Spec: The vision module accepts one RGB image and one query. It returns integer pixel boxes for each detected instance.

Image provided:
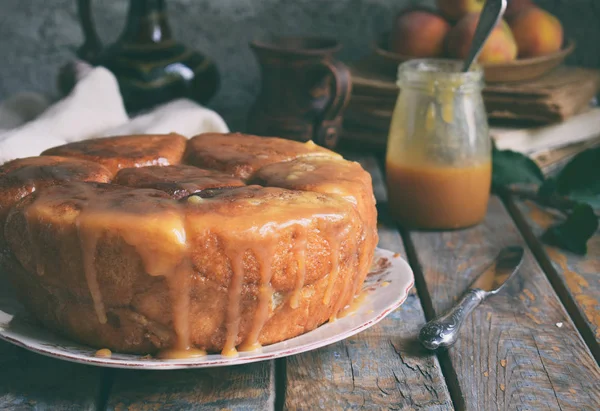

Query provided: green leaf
[541,203,599,255]
[540,147,600,209]
[566,194,600,209]
[538,177,557,198]
[554,147,600,194]
[492,147,544,189]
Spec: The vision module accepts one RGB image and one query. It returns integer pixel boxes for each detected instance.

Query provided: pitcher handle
[76,0,103,62]
[314,60,352,148]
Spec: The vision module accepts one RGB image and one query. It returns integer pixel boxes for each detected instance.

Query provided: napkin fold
[99,98,229,138]
[0,61,229,164]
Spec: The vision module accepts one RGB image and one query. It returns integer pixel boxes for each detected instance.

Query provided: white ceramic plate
[0,248,413,369]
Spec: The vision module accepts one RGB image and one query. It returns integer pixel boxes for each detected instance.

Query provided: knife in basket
[419,245,525,351]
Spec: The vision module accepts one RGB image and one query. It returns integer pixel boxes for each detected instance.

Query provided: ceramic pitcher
[247,37,352,148]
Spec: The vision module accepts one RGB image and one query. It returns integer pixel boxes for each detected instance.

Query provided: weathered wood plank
[508,198,600,361]
[284,156,453,410]
[106,362,275,411]
[0,340,105,410]
[406,197,600,410]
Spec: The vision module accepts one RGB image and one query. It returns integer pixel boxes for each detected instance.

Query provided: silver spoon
[462,0,508,72]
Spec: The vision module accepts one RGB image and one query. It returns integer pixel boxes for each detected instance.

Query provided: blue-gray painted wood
[407,196,600,410]
[0,340,104,410]
[106,362,275,411]
[510,198,600,362]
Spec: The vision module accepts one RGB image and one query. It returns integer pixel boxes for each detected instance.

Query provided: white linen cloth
[0,62,229,164]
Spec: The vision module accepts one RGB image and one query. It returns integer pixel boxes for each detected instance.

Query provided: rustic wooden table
[1,155,599,410]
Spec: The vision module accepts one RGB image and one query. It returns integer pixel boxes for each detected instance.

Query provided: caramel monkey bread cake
[0,132,378,357]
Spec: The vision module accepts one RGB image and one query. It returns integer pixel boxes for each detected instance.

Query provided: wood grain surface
[0,340,105,410]
[405,197,600,411]
[106,362,275,411]
[283,156,453,410]
[508,198,600,361]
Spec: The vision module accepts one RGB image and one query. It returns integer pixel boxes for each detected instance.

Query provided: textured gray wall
[0,0,598,130]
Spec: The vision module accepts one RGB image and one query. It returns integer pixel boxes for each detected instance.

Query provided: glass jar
[386,59,492,230]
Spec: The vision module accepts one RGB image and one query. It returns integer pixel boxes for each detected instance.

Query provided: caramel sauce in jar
[387,160,491,229]
[386,59,491,230]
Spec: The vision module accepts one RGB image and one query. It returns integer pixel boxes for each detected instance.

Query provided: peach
[504,0,534,21]
[509,7,564,57]
[389,9,451,57]
[446,13,518,63]
[436,0,485,21]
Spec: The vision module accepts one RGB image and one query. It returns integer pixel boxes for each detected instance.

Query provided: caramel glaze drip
[323,224,351,307]
[330,251,359,322]
[223,232,288,355]
[221,244,246,357]
[78,220,108,324]
[238,241,276,352]
[163,260,194,354]
[289,226,307,309]
[323,241,340,307]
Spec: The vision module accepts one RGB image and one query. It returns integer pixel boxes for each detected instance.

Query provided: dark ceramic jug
[247,37,352,148]
[75,0,219,113]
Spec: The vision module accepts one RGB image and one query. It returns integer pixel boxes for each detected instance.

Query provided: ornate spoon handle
[419,289,487,350]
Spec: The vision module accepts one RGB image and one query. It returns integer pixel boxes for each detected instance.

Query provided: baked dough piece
[251,156,379,291]
[42,133,187,174]
[184,132,341,179]
[0,156,112,244]
[251,156,376,225]
[114,165,244,199]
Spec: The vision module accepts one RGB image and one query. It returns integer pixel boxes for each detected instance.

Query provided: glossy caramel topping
[185,186,361,354]
[157,348,207,359]
[185,132,341,179]
[251,156,373,207]
[42,133,187,175]
[94,348,112,358]
[252,156,379,299]
[251,156,377,236]
[185,185,353,220]
[114,165,244,199]
[19,182,189,338]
